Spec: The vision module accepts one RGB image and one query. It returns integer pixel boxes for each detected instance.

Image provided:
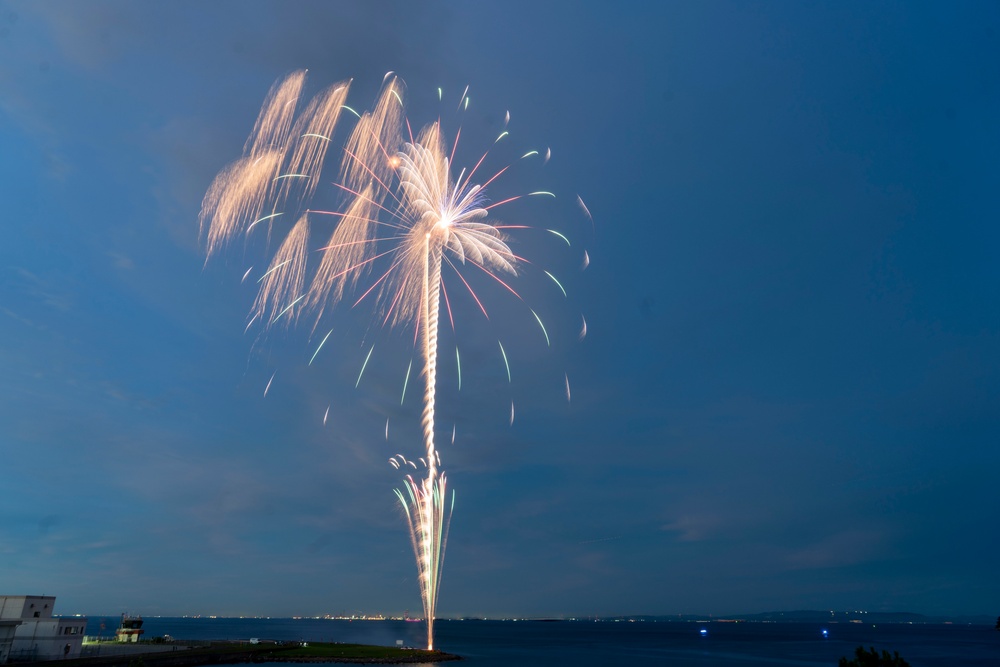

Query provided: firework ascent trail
[200,71,575,651]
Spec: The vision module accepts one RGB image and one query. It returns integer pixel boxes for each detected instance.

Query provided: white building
[0,620,20,664]
[0,596,87,662]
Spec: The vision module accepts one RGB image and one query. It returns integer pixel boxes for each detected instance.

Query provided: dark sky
[1,1,998,619]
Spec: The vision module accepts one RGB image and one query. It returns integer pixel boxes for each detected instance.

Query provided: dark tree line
[838,646,910,667]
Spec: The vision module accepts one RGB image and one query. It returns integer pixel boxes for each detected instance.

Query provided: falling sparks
[546,229,571,246]
[530,309,550,347]
[271,294,305,324]
[544,271,567,298]
[565,373,571,404]
[263,371,275,397]
[247,212,283,233]
[356,344,375,388]
[576,194,591,218]
[309,329,333,366]
[401,359,413,405]
[498,340,511,383]
[257,259,291,283]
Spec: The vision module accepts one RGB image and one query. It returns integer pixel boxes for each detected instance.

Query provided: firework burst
[201,71,572,650]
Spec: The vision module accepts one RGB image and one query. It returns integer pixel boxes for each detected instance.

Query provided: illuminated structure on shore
[0,596,86,662]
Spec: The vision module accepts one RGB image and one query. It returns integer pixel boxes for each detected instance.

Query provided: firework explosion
[201,71,578,650]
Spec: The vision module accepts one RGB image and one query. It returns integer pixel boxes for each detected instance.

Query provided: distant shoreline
[34,642,461,667]
[249,656,461,664]
[243,655,460,664]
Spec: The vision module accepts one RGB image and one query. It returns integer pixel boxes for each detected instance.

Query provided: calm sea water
[83,617,998,667]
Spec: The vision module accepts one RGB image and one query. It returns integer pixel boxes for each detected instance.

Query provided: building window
[33,612,40,618]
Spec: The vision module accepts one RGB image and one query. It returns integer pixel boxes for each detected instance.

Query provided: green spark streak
[301,133,330,142]
[450,489,456,513]
[342,105,361,118]
[498,340,511,383]
[272,173,310,181]
[530,309,550,347]
[247,212,282,232]
[401,359,413,405]
[356,344,375,387]
[529,191,556,197]
[544,271,567,297]
[521,150,538,159]
[495,131,509,143]
[464,96,470,110]
[257,259,290,282]
[394,489,411,520]
[309,329,333,366]
[455,347,462,391]
[404,479,418,506]
[546,229,571,246]
[271,294,305,323]
[437,87,443,101]
[391,89,404,107]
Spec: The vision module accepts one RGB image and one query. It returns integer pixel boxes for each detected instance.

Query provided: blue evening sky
[1,1,998,618]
